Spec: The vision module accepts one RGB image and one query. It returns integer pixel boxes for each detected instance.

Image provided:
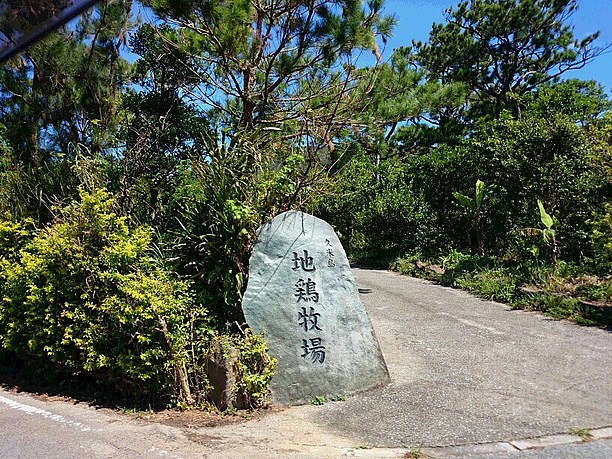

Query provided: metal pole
[0,0,102,63]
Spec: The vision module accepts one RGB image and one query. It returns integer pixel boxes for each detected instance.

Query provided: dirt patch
[134,405,281,429]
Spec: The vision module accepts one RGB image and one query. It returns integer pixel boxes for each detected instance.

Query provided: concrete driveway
[316,268,611,446]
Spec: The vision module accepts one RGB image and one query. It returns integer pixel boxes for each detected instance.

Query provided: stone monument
[241,211,390,405]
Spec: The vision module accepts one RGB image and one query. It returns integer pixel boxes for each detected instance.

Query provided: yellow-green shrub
[0,190,208,403]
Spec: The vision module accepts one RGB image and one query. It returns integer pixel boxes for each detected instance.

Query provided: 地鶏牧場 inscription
[241,211,389,405]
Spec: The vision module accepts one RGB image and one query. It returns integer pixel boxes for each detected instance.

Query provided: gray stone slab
[510,434,582,450]
[242,211,389,405]
[422,442,518,458]
[590,426,612,440]
[465,439,612,459]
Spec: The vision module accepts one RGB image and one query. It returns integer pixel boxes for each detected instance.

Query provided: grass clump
[392,252,611,327]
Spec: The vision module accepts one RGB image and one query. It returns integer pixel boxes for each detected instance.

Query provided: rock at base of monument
[205,340,247,411]
[242,211,390,406]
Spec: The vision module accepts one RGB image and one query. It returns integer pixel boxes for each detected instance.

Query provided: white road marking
[0,394,91,431]
[438,312,505,335]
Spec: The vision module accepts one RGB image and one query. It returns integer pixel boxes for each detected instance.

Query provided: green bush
[0,217,36,260]
[355,186,437,262]
[0,189,210,404]
[308,152,377,256]
[454,269,517,303]
[401,144,479,253]
[233,330,277,408]
[168,136,307,328]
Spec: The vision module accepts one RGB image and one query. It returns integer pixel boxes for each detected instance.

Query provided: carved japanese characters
[241,211,389,405]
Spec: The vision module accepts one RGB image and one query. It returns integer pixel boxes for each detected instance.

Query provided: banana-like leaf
[475,179,486,208]
[453,191,475,210]
[537,200,554,229]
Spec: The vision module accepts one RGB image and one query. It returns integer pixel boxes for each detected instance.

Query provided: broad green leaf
[538,200,554,229]
[475,179,486,208]
[453,192,475,210]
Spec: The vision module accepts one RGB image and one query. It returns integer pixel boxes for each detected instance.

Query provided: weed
[392,252,611,327]
[404,449,426,458]
[119,406,138,414]
[331,395,346,401]
[310,395,326,406]
[454,268,517,303]
[569,427,593,441]
[222,406,238,416]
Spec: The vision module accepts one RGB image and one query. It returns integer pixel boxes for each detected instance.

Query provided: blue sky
[380,0,612,93]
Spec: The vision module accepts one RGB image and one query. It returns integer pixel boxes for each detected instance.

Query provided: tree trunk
[475,212,484,256]
[464,216,472,250]
[157,315,193,405]
[551,234,559,271]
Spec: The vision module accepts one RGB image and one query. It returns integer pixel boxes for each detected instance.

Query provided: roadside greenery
[0,190,200,402]
[0,189,277,407]
[392,253,611,326]
[0,0,610,408]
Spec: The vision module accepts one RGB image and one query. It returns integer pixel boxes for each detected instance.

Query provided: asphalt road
[316,268,611,447]
[1,268,610,458]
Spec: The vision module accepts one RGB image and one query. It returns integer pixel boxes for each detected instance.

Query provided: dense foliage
[0,0,610,405]
[0,190,200,402]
